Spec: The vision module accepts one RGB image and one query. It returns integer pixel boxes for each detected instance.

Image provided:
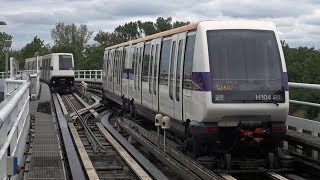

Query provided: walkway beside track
[24,83,66,180]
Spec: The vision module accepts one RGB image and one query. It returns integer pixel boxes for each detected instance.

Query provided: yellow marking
[96,123,152,180]
[216,85,233,91]
[56,94,68,115]
[68,123,99,180]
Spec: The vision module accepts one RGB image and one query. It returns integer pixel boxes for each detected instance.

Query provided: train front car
[187,21,289,166]
[51,53,75,93]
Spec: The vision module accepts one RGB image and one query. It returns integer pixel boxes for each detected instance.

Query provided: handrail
[289,82,320,108]
[0,81,30,128]
[289,82,320,90]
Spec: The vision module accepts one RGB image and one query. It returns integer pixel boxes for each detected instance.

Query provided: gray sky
[0,0,319,49]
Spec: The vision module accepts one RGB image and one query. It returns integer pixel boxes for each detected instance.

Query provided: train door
[107,49,115,93]
[122,47,129,98]
[168,34,178,118]
[173,32,187,121]
[132,42,144,104]
[102,51,109,91]
[128,45,136,100]
[114,47,123,96]
[151,38,162,111]
[141,42,152,109]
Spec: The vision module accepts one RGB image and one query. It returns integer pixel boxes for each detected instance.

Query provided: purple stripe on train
[192,72,212,91]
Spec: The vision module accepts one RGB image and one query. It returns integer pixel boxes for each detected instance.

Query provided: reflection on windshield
[59,55,73,70]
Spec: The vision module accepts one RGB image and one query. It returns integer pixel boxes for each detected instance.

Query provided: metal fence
[75,70,102,83]
[0,80,30,179]
[285,82,320,159]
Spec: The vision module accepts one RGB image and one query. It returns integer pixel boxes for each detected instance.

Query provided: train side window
[159,39,172,86]
[149,45,154,94]
[153,44,159,95]
[183,35,196,90]
[176,40,183,102]
[122,48,127,79]
[169,41,176,100]
[142,44,151,83]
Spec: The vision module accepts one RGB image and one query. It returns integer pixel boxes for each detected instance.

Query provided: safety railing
[285,82,320,160]
[74,70,102,83]
[0,80,30,179]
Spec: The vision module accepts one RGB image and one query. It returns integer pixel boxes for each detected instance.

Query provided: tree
[0,32,13,71]
[0,32,13,51]
[82,44,105,70]
[94,17,190,47]
[173,20,190,28]
[51,22,93,49]
[155,17,173,32]
[20,36,50,58]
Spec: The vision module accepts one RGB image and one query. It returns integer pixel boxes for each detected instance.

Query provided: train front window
[59,55,73,70]
[207,29,284,103]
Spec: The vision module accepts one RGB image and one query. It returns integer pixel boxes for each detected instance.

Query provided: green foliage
[94,17,190,48]
[51,22,93,49]
[0,32,13,71]
[82,44,104,70]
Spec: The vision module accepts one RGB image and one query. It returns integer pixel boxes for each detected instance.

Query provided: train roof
[106,23,198,50]
[25,53,73,62]
[105,20,277,50]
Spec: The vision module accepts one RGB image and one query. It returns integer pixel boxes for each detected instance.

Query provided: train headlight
[52,81,55,83]
[272,94,281,101]
[215,94,224,101]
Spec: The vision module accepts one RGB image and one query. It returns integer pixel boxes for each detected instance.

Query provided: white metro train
[102,20,289,160]
[25,53,75,92]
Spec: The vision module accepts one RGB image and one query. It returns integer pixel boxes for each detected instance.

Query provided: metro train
[101,20,289,164]
[25,53,75,92]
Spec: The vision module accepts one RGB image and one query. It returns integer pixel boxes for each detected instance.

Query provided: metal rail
[53,94,86,180]
[117,116,223,180]
[63,95,106,153]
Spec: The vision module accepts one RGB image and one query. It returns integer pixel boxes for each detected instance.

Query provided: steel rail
[63,95,105,153]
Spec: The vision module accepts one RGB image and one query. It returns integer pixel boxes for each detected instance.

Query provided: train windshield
[59,55,73,70]
[207,29,285,103]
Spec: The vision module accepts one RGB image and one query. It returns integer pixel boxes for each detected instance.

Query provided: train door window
[176,40,183,102]
[153,44,159,95]
[115,51,118,84]
[159,39,172,86]
[142,43,151,83]
[169,41,177,100]
[183,34,196,90]
[149,45,154,94]
[133,46,138,90]
[103,51,109,75]
[122,48,127,79]
[118,50,122,85]
[114,50,118,80]
[138,47,142,91]
[134,47,137,89]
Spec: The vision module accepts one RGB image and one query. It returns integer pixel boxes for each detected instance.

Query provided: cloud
[0,0,319,50]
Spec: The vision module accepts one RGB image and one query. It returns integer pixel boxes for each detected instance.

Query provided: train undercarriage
[102,92,294,170]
